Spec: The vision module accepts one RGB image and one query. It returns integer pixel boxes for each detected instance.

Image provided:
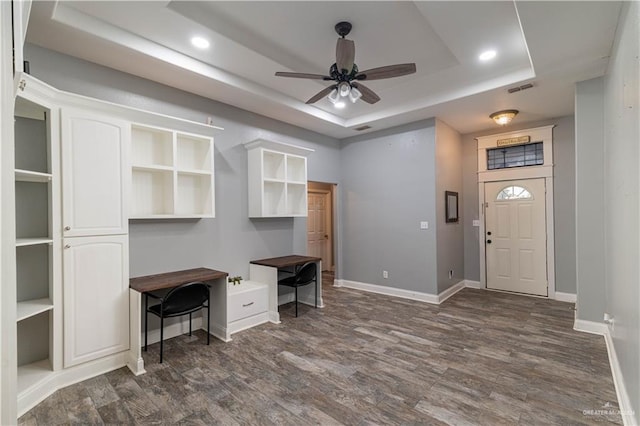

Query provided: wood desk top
[250,255,321,269]
[130,267,228,293]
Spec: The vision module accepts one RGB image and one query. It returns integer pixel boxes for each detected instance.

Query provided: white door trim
[477,125,556,298]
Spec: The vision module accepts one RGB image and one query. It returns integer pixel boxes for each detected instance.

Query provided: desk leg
[249,264,281,324]
[127,289,146,375]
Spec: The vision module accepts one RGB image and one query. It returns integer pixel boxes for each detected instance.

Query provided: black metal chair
[277,262,317,317]
[144,281,210,363]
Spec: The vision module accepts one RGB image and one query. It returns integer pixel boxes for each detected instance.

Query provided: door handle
[324,234,329,239]
[486,240,492,244]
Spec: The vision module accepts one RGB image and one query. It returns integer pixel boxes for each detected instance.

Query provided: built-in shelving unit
[130,124,214,218]
[244,139,313,218]
[14,96,57,393]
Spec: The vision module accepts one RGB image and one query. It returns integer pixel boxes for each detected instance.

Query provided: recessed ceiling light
[479,50,497,61]
[334,101,346,109]
[191,36,210,49]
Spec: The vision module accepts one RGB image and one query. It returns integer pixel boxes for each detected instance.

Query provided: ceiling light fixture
[327,88,340,104]
[490,109,519,126]
[191,36,210,49]
[479,49,497,61]
[348,86,362,103]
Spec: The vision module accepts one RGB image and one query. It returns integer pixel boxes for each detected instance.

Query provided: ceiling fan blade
[306,85,337,104]
[336,38,355,73]
[351,83,380,104]
[275,72,331,80]
[356,63,416,81]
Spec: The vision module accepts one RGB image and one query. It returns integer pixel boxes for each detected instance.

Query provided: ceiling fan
[275,21,416,105]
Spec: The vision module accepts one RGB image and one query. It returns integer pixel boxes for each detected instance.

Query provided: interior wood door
[63,234,129,367]
[307,191,330,269]
[485,179,547,296]
[61,107,129,237]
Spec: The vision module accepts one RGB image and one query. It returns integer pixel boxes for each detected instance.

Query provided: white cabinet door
[63,235,129,367]
[61,108,129,237]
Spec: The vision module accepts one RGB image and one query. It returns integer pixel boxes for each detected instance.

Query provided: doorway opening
[307,181,336,273]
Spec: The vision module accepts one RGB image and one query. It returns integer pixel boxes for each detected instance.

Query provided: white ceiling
[26,1,622,138]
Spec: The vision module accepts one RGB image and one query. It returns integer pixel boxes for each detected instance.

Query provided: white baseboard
[334,279,466,305]
[463,280,482,289]
[573,319,635,425]
[228,312,270,336]
[555,292,577,303]
[573,319,608,335]
[603,329,636,426]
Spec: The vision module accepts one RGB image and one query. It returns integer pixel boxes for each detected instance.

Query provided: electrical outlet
[448,270,453,279]
[383,270,388,279]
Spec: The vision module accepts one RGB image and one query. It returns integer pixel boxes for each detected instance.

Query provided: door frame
[476,125,556,298]
[307,182,335,272]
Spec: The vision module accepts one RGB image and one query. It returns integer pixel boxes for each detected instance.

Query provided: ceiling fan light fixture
[490,109,519,126]
[334,101,346,109]
[348,86,362,103]
[327,88,340,104]
[338,82,351,97]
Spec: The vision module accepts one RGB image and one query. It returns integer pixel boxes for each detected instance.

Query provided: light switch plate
[472,220,480,227]
[420,221,429,230]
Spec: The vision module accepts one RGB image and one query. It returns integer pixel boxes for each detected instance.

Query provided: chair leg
[159,314,164,364]
[295,286,298,317]
[189,312,192,336]
[144,294,148,351]
[207,296,211,345]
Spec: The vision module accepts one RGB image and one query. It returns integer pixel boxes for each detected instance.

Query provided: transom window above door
[487,142,543,170]
[496,185,532,200]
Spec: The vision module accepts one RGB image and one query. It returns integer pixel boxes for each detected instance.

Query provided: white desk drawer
[228,283,268,323]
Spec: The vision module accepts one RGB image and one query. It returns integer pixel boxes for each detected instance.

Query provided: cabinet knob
[64,244,71,249]
[64,226,71,231]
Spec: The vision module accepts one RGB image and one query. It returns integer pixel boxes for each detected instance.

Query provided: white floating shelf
[17,299,54,322]
[16,238,53,247]
[15,169,52,183]
[176,169,212,176]
[129,214,214,220]
[131,164,174,172]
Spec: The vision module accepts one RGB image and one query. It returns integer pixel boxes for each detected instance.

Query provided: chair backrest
[295,262,317,285]
[161,281,209,316]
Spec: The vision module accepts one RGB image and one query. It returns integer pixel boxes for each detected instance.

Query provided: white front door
[307,191,329,268]
[485,178,547,296]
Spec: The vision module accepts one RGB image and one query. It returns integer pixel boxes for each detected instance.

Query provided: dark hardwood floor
[20,274,621,425]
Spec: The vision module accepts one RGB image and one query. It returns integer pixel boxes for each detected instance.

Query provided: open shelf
[15,238,53,247]
[263,181,286,216]
[17,299,53,322]
[287,155,306,183]
[177,133,212,172]
[131,169,174,217]
[14,114,49,175]
[131,125,173,167]
[17,359,53,396]
[287,183,307,216]
[15,169,52,183]
[263,151,285,180]
[176,173,213,216]
[130,124,214,218]
[245,140,313,218]
[15,181,50,240]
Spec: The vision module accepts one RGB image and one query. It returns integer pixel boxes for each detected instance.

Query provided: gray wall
[24,44,342,279]
[435,119,464,292]
[575,77,605,322]
[460,116,576,294]
[602,2,639,421]
[340,121,438,294]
